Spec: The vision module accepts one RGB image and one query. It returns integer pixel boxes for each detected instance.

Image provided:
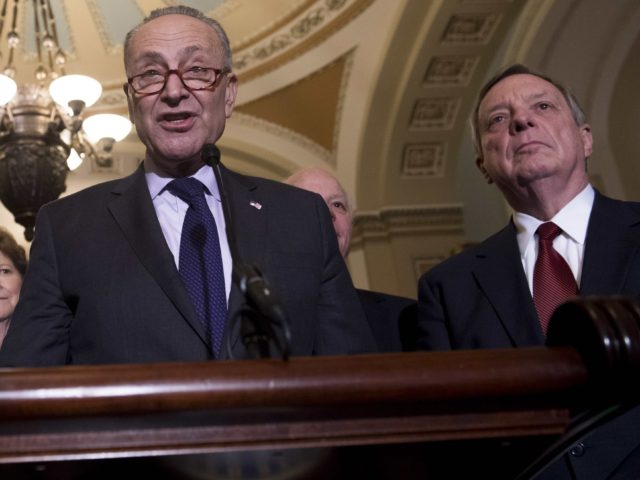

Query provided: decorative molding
[410,97,461,130]
[423,56,479,86]
[234,0,373,81]
[233,0,348,71]
[413,256,447,279]
[331,49,355,156]
[94,89,129,110]
[232,112,333,164]
[440,13,502,45]
[352,204,463,237]
[208,0,244,19]
[401,143,447,178]
[85,0,137,55]
[224,0,316,51]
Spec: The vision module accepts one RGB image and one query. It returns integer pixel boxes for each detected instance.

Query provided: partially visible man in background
[286,168,416,352]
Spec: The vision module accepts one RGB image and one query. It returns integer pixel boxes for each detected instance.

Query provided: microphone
[201,144,291,360]
[201,143,220,167]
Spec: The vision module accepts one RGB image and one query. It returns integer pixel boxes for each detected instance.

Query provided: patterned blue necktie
[166,177,227,356]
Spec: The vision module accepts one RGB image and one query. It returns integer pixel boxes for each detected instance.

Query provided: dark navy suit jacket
[357,289,416,352]
[0,164,375,366]
[417,191,640,479]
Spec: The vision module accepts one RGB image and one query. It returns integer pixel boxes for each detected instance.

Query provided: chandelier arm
[0,109,13,139]
[0,0,7,41]
[47,108,66,135]
[33,0,45,68]
[4,103,14,125]
[4,0,18,71]
[45,0,59,48]
[42,0,58,73]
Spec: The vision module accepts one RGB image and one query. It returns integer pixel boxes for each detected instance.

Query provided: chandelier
[0,0,131,240]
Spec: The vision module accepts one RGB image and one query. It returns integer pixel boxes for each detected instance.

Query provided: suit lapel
[107,167,210,348]
[471,223,544,346]
[580,192,640,294]
[216,167,267,358]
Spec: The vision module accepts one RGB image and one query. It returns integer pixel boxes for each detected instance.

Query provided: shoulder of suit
[226,169,326,207]
[593,190,640,220]
[223,167,318,196]
[357,288,415,306]
[41,170,138,213]
[420,223,515,280]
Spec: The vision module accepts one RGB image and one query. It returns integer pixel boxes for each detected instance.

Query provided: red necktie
[533,222,578,334]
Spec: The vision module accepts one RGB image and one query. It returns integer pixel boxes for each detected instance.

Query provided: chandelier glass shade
[0,0,132,241]
[0,73,17,104]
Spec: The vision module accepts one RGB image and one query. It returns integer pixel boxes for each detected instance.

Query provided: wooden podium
[1,297,638,479]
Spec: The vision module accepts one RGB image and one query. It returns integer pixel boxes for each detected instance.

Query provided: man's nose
[511,109,534,134]
[161,72,189,100]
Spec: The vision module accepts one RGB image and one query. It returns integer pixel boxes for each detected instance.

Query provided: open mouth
[158,112,195,131]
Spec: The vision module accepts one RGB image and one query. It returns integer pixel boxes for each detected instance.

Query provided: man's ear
[123,83,134,124]
[580,123,593,158]
[224,74,238,118]
[476,156,493,184]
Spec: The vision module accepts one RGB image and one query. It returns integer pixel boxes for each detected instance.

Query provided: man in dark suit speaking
[417,64,640,478]
[0,6,375,366]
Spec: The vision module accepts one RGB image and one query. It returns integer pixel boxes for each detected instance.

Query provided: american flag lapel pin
[249,200,262,210]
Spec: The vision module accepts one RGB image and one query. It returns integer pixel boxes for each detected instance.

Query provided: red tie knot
[537,222,562,242]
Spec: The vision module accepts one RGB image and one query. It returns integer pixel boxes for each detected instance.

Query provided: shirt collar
[513,184,595,254]
[144,159,221,201]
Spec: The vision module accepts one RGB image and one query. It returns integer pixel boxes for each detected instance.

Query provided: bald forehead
[288,169,349,205]
[293,170,342,192]
[294,169,336,186]
[124,14,222,71]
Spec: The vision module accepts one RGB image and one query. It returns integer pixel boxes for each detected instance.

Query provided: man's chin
[514,162,557,185]
[157,141,204,161]
[149,148,205,177]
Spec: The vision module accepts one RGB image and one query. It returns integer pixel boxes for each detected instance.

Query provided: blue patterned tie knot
[166,177,227,357]
[166,177,205,204]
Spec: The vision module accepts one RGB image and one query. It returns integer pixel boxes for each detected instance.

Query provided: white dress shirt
[513,184,595,295]
[144,159,232,302]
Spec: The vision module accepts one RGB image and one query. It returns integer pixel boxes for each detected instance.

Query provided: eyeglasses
[127,66,230,95]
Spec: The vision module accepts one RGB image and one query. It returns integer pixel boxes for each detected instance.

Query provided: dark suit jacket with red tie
[418,191,640,350]
[417,190,640,479]
[0,164,376,366]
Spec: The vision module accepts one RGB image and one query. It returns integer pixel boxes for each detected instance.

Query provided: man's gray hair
[124,5,232,71]
[470,64,587,158]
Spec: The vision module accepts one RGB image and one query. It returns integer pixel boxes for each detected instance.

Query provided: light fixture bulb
[0,74,18,105]
[49,74,103,111]
[2,66,16,78]
[42,35,55,50]
[55,50,66,65]
[66,148,84,171]
[83,114,132,143]
[7,31,19,47]
[35,65,48,81]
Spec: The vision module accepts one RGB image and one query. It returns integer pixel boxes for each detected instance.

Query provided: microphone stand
[201,144,291,360]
